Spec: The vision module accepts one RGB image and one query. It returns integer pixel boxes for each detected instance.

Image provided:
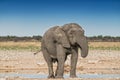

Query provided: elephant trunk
[77,36,88,58]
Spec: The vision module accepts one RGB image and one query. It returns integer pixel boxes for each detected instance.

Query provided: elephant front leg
[55,44,65,78]
[70,48,78,78]
[47,62,54,78]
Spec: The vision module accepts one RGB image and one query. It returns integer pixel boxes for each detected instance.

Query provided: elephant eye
[70,32,74,36]
[68,30,76,37]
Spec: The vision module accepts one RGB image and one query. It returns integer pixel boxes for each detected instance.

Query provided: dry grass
[0,41,40,47]
[0,41,41,51]
[89,42,120,47]
[0,41,120,51]
[89,42,120,50]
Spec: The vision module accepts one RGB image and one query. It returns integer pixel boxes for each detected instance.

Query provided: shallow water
[0,73,120,79]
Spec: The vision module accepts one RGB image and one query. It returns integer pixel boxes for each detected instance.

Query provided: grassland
[0,41,40,51]
[0,41,120,51]
[89,42,120,50]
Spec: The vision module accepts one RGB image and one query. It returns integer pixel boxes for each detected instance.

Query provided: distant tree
[32,35,42,41]
[87,35,120,42]
[0,35,119,42]
[98,35,103,39]
[0,35,42,42]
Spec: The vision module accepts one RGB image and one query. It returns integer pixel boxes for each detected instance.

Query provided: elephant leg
[55,54,66,76]
[55,64,58,76]
[70,48,78,78]
[42,49,54,78]
[55,44,65,78]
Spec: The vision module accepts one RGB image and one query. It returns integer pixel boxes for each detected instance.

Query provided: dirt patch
[0,50,120,79]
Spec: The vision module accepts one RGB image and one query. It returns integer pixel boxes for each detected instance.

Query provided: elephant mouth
[77,44,82,49]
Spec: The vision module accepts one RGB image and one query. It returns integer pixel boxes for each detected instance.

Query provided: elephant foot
[70,75,77,78]
[47,74,55,78]
[55,76,64,79]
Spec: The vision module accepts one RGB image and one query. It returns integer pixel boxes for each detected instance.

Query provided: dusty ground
[0,50,120,80]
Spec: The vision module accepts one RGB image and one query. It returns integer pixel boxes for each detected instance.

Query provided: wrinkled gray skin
[41,23,88,78]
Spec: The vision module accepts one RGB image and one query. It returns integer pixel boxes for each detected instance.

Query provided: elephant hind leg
[42,49,54,78]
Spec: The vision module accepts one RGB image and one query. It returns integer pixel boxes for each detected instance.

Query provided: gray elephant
[41,23,88,78]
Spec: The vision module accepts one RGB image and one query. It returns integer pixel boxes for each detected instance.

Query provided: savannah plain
[0,41,120,80]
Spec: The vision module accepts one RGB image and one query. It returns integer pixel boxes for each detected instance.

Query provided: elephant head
[62,23,88,58]
[54,26,70,48]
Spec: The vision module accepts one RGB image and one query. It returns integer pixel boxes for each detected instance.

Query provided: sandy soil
[0,50,120,80]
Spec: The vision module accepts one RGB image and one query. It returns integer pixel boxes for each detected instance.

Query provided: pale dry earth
[0,50,120,80]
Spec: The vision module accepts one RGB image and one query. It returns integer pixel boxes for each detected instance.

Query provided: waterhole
[0,73,120,79]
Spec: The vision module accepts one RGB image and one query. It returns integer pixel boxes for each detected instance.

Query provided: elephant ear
[54,27,70,48]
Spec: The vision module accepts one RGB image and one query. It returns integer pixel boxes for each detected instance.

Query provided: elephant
[41,23,88,78]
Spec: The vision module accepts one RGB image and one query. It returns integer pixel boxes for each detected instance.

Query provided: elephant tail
[34,50,41,55]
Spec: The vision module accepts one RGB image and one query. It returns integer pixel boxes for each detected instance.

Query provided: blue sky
[0,0,120,36]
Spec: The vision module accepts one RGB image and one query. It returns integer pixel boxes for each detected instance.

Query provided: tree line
[0,35,120,42]
[0,35,42,42]
[87,35,120,42]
